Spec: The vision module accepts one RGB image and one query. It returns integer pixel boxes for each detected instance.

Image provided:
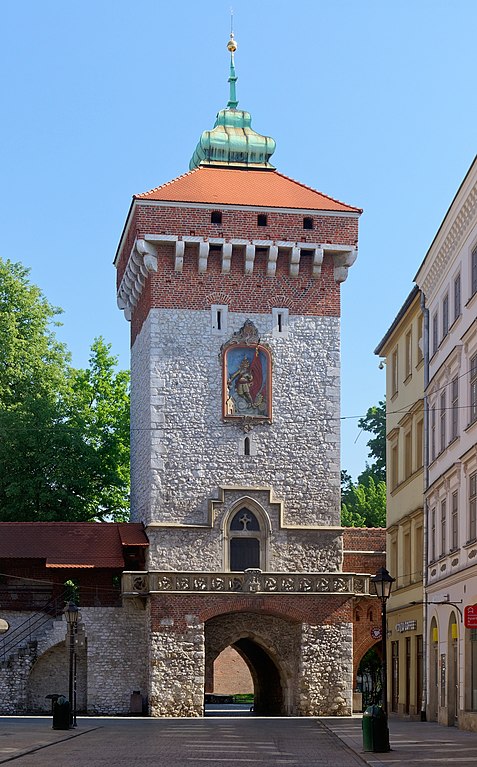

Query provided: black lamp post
[64,602,79,727]
[371,567,395,714]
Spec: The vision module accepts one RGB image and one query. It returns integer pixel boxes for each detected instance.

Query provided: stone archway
[205,611,300,716]
[28,641,87,713]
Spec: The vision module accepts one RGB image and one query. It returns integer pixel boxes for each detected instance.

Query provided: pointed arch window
[228,508,262,571]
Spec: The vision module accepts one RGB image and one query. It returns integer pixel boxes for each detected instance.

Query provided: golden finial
[227,8,237,52]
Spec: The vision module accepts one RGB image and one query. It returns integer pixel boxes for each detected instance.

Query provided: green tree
[341,476,387,528]
[67,338,130,520]
[341,400,387,527]
[0,258,130,522]
[357,400,386,484]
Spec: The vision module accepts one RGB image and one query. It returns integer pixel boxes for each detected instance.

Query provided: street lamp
[371,567,395,714]
[64,602,79,727]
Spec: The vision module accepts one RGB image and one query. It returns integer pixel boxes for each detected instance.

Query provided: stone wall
[0,603,147,716]
[298,622,353,716]
[149,607,205,717]
[131,308,341,555]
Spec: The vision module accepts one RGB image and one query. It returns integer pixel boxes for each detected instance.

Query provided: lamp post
[64,602,79,727]
[371,567,395,714]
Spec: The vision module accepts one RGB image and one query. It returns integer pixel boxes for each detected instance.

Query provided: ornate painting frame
[221,320,272,427]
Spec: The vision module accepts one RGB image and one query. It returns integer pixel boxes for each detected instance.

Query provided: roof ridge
[135,167,200,199]
[274,170,362,213]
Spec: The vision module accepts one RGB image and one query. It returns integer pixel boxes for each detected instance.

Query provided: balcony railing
[122,570,371,596]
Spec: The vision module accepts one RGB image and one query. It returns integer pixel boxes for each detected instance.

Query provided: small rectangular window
[440,498,447,556]
[211,304,228,334]
[303,216,313,230]
[432,312,438,355]
[391,442,399,489]
[472,247,477,297]
[452,491,458,550]
[451,377,459,440]
[405,330,412,379]
[257,214,268,227]
[471,354,477,425]
[211,211,222,224]
[272,307,289,338]
[431,507,436,561]
[440,390,446,453]
[470,472,477,541]
[405,430,412,478]
[442,293,449,338]
[431,405,436,462]
[417,314,424,363]
[392,348,398,396]
[454,273,461,321]
[416,419,424,469]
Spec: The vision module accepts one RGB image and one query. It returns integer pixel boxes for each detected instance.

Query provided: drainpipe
[420,289,429,722]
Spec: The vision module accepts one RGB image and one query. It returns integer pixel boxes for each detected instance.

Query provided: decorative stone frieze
[122,570,370,596]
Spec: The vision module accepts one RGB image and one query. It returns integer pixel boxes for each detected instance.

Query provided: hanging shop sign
[464,604,477,629]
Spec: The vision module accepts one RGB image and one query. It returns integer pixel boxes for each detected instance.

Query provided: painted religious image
[223,344,272,420]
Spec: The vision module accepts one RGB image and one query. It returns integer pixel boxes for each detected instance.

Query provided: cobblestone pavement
[0,716,366,766]
[2,715,477,767]
[323,715,477,767]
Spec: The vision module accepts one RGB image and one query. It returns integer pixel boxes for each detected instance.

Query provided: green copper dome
[189,34,276,170]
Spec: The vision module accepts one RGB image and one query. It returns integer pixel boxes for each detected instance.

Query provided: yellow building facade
[376,287,424,717]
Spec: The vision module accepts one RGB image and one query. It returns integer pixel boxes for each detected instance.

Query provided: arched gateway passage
[205,611,298,716]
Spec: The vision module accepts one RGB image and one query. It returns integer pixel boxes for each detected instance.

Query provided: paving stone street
[3,715,477,767]
[1,716,366,767]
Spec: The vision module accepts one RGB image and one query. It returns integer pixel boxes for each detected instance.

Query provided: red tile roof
[0,523,148,569]
[135,166,361,213]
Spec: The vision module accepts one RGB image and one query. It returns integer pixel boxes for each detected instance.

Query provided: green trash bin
[52,695,71,730]
[362,704,390,752]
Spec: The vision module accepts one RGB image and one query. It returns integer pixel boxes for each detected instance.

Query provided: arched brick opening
[233,638,283,715]
[205,611,298,716]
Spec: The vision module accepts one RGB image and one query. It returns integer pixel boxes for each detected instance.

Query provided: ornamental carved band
[221,320,272,424]
[122,571,371,596]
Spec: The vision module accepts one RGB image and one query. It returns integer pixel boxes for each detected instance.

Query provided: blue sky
[1,1,476,479]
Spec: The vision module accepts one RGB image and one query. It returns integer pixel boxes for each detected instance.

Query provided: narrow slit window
[257,214,267,227]
[244,436,250,456]
[211,211,222,224]
[277,313,283,333]
[303,216,313,230]
[216,310,221,331]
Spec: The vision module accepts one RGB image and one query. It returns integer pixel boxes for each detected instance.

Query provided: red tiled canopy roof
[0,523,148,569]
[135,166,361,213]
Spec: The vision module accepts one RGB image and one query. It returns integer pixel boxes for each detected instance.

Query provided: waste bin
[362,704,390,752]
[52,695,71,730]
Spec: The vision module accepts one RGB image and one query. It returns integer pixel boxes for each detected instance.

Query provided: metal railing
[0,591,68,662]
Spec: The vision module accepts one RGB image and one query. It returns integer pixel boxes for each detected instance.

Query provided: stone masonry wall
[83,604,147,715]
[149,605,205,717]
[0,605,147,716]
[130,308,341,545]
[299,622,353,716]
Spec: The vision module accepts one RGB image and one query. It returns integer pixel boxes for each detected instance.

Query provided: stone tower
[116,34,368,716]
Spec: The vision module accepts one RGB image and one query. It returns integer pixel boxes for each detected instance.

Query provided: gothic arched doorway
[205,611,297,716]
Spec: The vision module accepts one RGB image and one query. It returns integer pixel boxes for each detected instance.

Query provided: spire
[227,32,238,109]
[189,30,276,171]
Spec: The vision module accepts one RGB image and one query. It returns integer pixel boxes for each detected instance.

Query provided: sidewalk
[322,714,477,767]
[0,717,99,764]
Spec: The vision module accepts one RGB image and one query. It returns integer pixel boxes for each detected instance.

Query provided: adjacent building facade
[377,155,477,731]
[415,156,477,730]
[376,288,425,718]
